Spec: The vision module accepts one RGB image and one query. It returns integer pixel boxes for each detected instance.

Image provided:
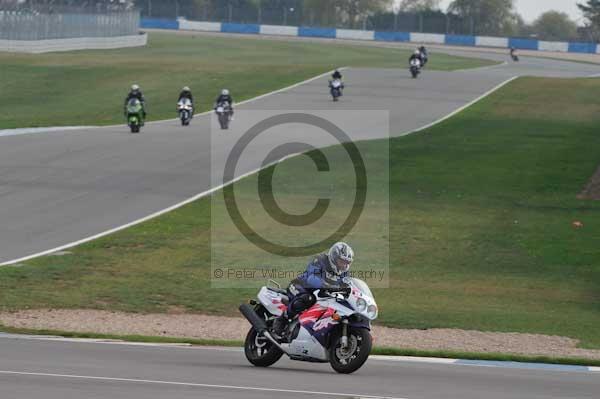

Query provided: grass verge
[1,77,599,349]
[0,31,495,129]
[1,325,598,367]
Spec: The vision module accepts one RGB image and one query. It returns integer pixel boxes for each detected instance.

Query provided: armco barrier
[410,33,445,44]
[221,23,259,35]
[145,19,600,56]
[0,33,147,53]
[538,41,569,53]
[179,19,221,32]
[298,27,336,39]
[336,29,374,41]
[476,36,509,48]
[445,34,475,47]
[140,18,179,30]
[374,31,410,42]
[509,38,538,50]
[335,29,375,40]
[568,42,598,54]
[260,25,298,36]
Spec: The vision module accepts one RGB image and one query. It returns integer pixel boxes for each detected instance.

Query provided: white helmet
[182,86,190,92]
[414,50,421,55]
[222,89,229,96]
[131,84,140,91]
[328,242,354,275]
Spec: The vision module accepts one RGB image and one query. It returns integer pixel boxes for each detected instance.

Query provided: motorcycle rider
[124,84,146,123]
[510,46,518,60]
[409,49,424,66]
[330,68,345,96]
[178,86,194,104]
[272,242,354,338]
[332,68,343,81]
[418,45,428,65]
[214,89,234,120]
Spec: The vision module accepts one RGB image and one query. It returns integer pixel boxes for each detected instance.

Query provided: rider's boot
[271,313,288,340]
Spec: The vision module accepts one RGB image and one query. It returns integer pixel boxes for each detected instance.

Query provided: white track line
[0,370,408,399]
[398,75,518,137]
[370,355,456,364]
[0,126,96,137]
[0,74,517,267]
[2,334,598,373]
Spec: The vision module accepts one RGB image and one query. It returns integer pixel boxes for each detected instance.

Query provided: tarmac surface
[0,335,598,399]
[1,52,599,265]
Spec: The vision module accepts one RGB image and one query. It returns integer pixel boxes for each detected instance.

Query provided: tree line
[5,0,600,41]
[153,0,600,41]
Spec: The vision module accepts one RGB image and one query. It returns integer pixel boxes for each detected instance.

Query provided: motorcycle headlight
[356,298,367,312]
[367,305,378,320]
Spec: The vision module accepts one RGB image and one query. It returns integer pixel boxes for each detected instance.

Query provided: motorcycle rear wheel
[329,328,372,374]
[244,327,284,367]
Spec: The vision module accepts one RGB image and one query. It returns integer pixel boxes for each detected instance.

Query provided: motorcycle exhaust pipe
[239,304,288,353]
[239,303,267,333]
[261,331,288,353]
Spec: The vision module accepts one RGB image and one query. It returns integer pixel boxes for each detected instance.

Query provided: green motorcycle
[126,98,145,133]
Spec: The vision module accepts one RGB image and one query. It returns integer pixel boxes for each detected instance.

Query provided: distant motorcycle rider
[332,68,343,81]
[124,84,146,122]
[409,50,424,66]
[178,86,194,104]
[272,242,354,338]
[330,68,345,96]
[214,89,234,120]
[418,45,428,65]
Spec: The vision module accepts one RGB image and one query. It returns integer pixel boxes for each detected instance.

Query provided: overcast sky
[430,1,584,24]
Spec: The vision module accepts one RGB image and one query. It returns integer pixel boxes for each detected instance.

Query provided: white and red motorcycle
[239,278,378,374]
[177,98,193,126]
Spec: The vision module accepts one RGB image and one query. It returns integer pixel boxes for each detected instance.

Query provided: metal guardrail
[142,18,600,55]
[0,9,139,40]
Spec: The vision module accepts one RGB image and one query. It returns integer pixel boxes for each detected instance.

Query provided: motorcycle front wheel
[329,328,372,374]
[218,113,229,130]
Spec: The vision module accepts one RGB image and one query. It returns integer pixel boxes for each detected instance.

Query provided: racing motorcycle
[419,51,428,67]
[410,58,422,78]
[215,101,232,130]
[125,98,144,133]
[239,278,378,374]
[329,79,344,102]
[177,98,193,126]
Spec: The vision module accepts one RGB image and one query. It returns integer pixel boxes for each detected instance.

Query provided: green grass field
[0,32,496,129]
[1,76,599,349]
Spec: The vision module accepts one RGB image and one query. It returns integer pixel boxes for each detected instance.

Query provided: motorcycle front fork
[341,319,349,349]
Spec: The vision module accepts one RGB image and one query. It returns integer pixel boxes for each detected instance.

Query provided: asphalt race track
[0,335,598,399]
[1,52,599,265]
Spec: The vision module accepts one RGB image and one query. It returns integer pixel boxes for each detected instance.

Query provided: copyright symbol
[222,113,367,257]
[213,268,224,279]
